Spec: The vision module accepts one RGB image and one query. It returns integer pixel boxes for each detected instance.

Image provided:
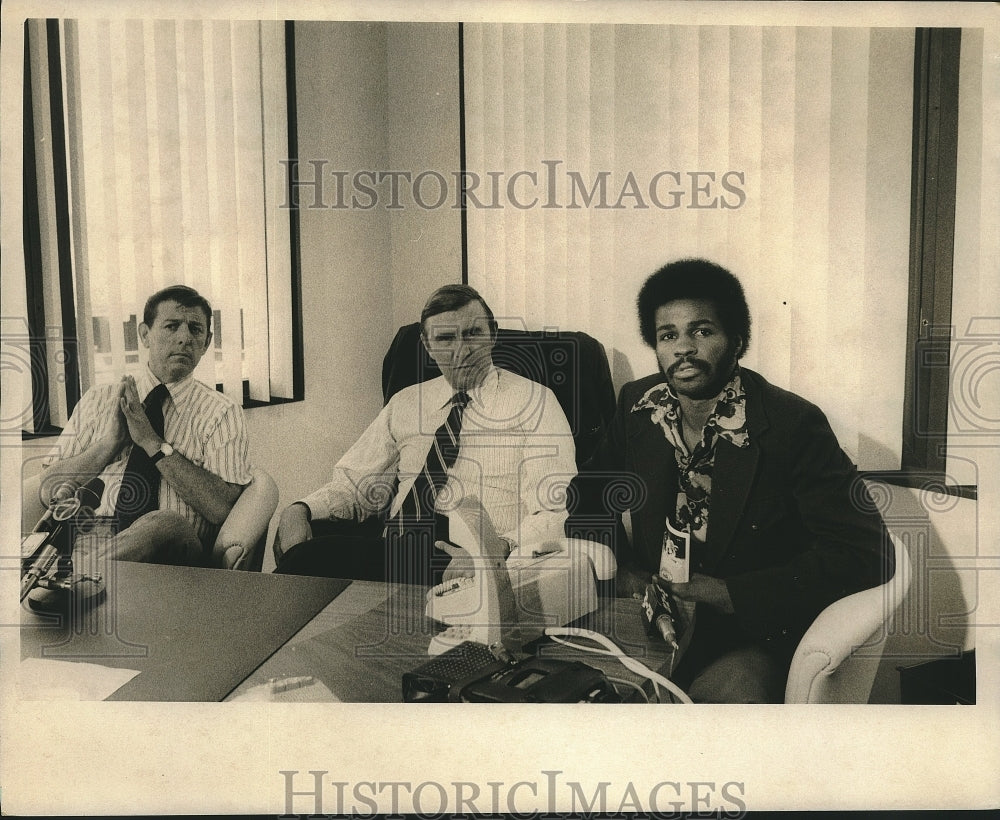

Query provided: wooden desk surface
[226,580,678,702]
[21,563,677,703]
[20,563,347,701]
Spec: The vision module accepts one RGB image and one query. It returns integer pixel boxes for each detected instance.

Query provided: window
[21,17,302,435]
[461,24,981,495]
[462,24,914,472]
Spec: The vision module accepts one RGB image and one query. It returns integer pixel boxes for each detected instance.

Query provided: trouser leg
[669,608,792,703]
[685,644,788,703]
[275,532,450,585]
[82,510,206,566]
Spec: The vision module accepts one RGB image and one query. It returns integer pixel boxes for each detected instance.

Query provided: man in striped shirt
[41,285,253,566]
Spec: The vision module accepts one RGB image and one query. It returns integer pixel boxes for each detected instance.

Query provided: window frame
[20,17,304,439]
[872,27,975,500]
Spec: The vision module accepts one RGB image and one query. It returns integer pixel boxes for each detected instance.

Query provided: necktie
[114,383,169,531]
[387,391,470,541]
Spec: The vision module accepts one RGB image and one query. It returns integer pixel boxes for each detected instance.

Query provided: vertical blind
[27,18,293,425]
[463,24,914,470]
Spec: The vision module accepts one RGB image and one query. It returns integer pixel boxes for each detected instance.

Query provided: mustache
[668,357,709,376]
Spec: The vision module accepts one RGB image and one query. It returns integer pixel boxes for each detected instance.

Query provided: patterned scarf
[632,370,749,544]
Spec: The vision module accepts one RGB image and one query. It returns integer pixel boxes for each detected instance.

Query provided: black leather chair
[384,323,632,581]
[382,323,616,467]
[276,323,622,582]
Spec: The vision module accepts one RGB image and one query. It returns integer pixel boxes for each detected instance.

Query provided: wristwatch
[149,442,174,464]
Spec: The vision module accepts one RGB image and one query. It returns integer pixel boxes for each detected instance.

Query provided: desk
[226,580,677,702]
[21,564,675,702]
[20,563,347,701]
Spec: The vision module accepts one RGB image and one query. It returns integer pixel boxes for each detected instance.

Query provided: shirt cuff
[501,512,567,551]
[291,501,312,522]
[298,490,330,522]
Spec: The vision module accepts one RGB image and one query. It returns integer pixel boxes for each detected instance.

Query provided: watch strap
[149,443,172,465]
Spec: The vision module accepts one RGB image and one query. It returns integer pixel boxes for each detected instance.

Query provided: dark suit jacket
[584,367,894,653]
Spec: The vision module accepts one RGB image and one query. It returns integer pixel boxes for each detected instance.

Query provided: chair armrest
[788,584,890,672]
[785,532,911,703]
[212,469,279,570]
[22,471,47,533]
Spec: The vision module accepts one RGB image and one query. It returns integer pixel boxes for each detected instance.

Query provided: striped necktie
[114,382,169,531]
[387,391,470,540]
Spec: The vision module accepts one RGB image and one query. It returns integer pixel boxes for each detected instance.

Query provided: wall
[249,22,461,567]
[949,27,1000,487]
[385,23,463,331]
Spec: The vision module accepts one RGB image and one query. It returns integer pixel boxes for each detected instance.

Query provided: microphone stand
[21,480,107,615]
[23,558,107,615]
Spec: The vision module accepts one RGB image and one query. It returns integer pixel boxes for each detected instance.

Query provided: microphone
[74,476,104,511]
[21,476,105,603]
[28,479,78,535]
[640,580,684,651]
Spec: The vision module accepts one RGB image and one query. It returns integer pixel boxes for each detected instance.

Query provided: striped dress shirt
[44,366,253,545]
[300,367,576,547]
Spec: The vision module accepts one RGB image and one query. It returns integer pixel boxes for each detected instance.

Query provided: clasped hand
[115,375,161,455]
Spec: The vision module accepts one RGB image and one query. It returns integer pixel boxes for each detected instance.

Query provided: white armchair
[784,532,911,703]
[211,468,278,570]
[21,467,278,572]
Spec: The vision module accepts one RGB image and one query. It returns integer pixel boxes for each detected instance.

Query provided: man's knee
[132,509,191,536]
[686,645,786,704]
[114,509,205,565]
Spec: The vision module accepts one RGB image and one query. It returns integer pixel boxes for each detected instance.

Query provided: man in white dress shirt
[274,284,577,583]
[40,285,253,566]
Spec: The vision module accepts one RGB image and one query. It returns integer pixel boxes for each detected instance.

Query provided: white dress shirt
[300,366,576,547]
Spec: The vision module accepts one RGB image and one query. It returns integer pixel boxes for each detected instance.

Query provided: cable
[546,628,690,703]
[544,626,694,705]
[606,675,652,703]
[545,630,667,703]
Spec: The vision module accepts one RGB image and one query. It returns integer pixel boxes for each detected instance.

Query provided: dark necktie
[386,391,470,541]
[114,383,169,531]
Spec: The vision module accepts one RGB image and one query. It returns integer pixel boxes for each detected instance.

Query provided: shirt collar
[632,369,750,449]
[137,364,195,405]
[436,365,500,409]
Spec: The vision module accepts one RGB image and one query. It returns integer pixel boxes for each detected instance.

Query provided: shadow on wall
[608,347,636,396]
[863,480,979,704]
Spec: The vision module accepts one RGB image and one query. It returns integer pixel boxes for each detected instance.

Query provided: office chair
[384,322,626,576]
[276,322,621,581]
[20,467,278,572]
[382,323,617,467]
[784,531,911,703]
